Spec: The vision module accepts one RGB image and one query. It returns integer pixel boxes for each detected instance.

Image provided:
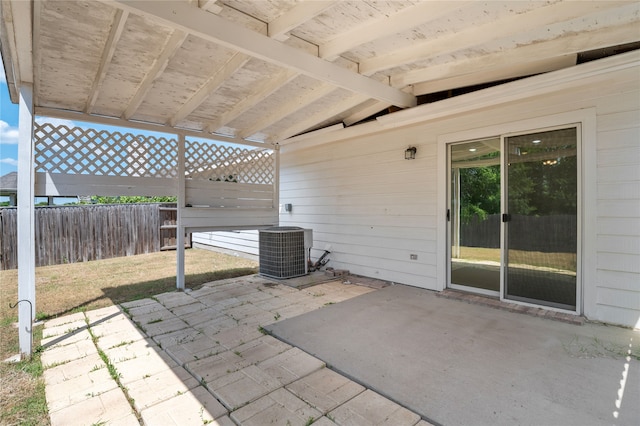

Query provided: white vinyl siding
[200,58,639,328]
[192,230,259,258]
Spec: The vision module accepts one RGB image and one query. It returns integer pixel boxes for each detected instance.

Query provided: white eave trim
[281,50,640,152]
[377,50,640,129]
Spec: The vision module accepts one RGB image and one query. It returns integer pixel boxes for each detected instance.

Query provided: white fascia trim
[280,50,639,151]
[377,50,640,129]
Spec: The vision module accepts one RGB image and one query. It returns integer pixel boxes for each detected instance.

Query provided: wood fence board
[0,203,165,270]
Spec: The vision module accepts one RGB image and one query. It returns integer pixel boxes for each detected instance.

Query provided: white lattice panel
[186,139,274,185]
[34,122,178,178]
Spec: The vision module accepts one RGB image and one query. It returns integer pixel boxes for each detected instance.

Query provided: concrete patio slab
[267,283,640,426]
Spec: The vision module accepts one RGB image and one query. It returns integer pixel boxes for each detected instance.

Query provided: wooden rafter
[206,68,299,133]
[360,0,630,76]
[198,0,221,14]
[319,1,467,61]
[169,52,251,127]
[239,83,336,139]
[272,93,370,143]
[343,100,391,127]
[171,1,314,131]
[103,0,416,108]
[123,29,187,120]
[85,9,129,113]
[268,1,338,42]
[399,20,640,91]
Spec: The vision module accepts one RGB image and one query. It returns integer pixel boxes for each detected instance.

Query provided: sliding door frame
[437,109,597,316]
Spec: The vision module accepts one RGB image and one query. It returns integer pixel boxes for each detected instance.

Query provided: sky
[0,55,19,175]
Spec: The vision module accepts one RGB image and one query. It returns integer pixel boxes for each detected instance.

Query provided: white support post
[176,134,186,290]
[274,144,280,216]
[17,84,35,358]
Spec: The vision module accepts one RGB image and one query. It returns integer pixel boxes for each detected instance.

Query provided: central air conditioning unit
[259,226,313,279]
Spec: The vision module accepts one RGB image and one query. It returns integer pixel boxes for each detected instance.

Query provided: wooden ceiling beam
[172,2,310,130]
[360,1,631,76]
[198,0,222,14]
[411,55,577,96]
[206,68,299,133]
[8,0,33,84]
[123,29,187,120]
[269,1,338,42]
[343,100,391,127]
[239,83,336,139]
[85,9,129,113]
[401,20,640,91]
[273,93,369,143]
[319,1,467,61]
[102,0,416,108]
[169,52,251,127]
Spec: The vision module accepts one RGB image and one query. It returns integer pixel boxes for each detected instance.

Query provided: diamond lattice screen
[186,139,274,185]
[34,122,178,178]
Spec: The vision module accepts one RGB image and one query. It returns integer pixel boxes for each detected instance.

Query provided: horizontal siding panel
[279,193,438,208]
[596,146,640,167]
[596,127,640,151]
[596,270,640,292]
[332,247,437,270]
[310,230,437,253]
[593,304,640,329]
[281,214,436,229]
[596,200,640,218]
[597,165,640,182]
[597,218,640,237]
[596,287,640,312]
[281,203,435,218]
[192,232,260,256]
[279,169,438,193]
[597,182,640,200]
[295,223,437,242]
[597,110,640,132]
[596,235,640,255]
[596,252,640,274]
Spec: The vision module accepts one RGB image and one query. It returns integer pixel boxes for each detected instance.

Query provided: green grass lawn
[0,248,257,426]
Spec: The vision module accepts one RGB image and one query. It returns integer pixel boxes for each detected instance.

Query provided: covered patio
[3,0,639,357]
[40,275,639,425]
[2,1,639,423]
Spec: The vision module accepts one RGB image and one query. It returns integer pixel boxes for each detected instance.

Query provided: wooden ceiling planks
[2,0,638,145]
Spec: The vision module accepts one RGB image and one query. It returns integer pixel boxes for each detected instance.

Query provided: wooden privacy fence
[461,213,577,252]
[0,203,171,270]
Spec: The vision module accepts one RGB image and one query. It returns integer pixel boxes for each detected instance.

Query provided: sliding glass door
[449,138,501,294]
[448,127,579,311]
[504,128,578,310]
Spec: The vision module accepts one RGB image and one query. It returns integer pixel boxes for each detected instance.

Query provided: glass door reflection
[504,128,578,310]
[449,138,501,293]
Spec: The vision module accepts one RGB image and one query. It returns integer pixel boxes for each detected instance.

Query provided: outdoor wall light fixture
[405,146,417,160]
